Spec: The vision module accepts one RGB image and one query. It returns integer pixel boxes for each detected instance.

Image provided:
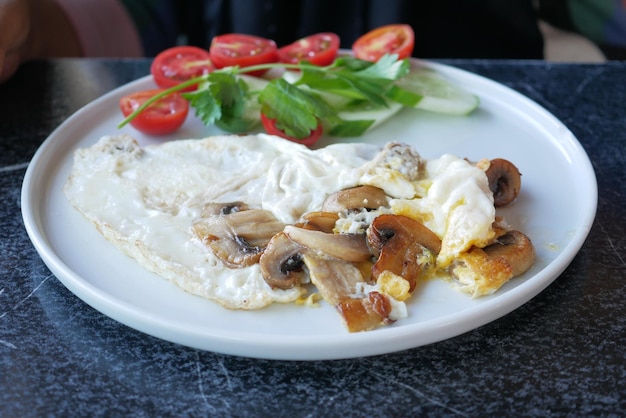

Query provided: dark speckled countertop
[1,59,625,417]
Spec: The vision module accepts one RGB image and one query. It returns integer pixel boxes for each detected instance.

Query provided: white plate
[21,61,597,360]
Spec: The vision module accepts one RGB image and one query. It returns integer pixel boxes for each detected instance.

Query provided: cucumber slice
[322,100,403,137]
[392,69,479,115]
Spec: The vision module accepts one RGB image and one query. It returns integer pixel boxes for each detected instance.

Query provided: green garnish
[118,54,477,139]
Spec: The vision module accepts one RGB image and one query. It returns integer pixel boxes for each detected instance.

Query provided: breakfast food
[64,134,534,332]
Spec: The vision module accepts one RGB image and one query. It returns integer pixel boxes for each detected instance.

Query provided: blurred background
[540,20,607,62]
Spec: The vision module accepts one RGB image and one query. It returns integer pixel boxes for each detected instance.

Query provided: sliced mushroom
[322,185,389,213]
[485,158,522,207]
[483,230,535,277]
[336,291,394,333]
[301,211,339,233]
[367,214,442,292]
[259,232,307,290]
[259,230,392,331]
[192,208,285,268]
[449,230,535,297]
[283,225,372,263]
[300,252,363,305]
[301,252,393,332]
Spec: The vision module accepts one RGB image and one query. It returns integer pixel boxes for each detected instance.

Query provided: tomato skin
[277,32,340,66]
[150,46,214,92]
[209,34,278,76]
[120,89,189,135]
[352,24,415,62]
[260,113,322,147]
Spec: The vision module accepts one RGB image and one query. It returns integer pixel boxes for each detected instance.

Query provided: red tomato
[209,33,278,76]
[277,32,340,66]
[120,89,189,135]
[260,113,322,147]
[352,24,415,62]
[150,46,214,91]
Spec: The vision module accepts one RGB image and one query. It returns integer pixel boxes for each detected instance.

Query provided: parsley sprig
[118,54,411,139]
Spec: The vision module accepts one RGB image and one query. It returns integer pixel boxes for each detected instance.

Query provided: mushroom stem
[301,211,339,233]
[284,225,372,263]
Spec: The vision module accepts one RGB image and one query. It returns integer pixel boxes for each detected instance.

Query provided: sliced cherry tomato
[352,24,415,62]
[277,32,340,66]
[209,33,278,76]
[120,89,189,135]
[150,46,214,92]
[260,113,322,147]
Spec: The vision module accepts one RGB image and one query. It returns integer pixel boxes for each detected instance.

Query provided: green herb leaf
[294,54,410,107]
[258,78,334,139]
[354,53,410,80]
[328,56,373,72]
[183,72,259,133]
[385,85,423,107]
[212,73,251,132]
[327,119,375,137]
[182,83,222,126]
[296,69,362,99]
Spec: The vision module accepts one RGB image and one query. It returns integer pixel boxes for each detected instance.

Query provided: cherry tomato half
[352,24,415,62]
[150,46,214,92]
[209,33,278,76]
[120,89,189,135]
[277,32,340,66]
[260,113,322,147]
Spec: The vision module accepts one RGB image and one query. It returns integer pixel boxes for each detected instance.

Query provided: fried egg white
[64,134,496,311]
[384,154,496,267]
[64,134,380,309]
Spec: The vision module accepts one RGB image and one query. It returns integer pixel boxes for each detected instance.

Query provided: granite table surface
[1,58,624,417]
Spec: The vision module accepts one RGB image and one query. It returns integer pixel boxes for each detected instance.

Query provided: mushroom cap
[367,214,441,292]
[259,232,307,290]
[322,185,389,213]
[483,230,535,277]
[485,158,522,207]
[284,225,372,263]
